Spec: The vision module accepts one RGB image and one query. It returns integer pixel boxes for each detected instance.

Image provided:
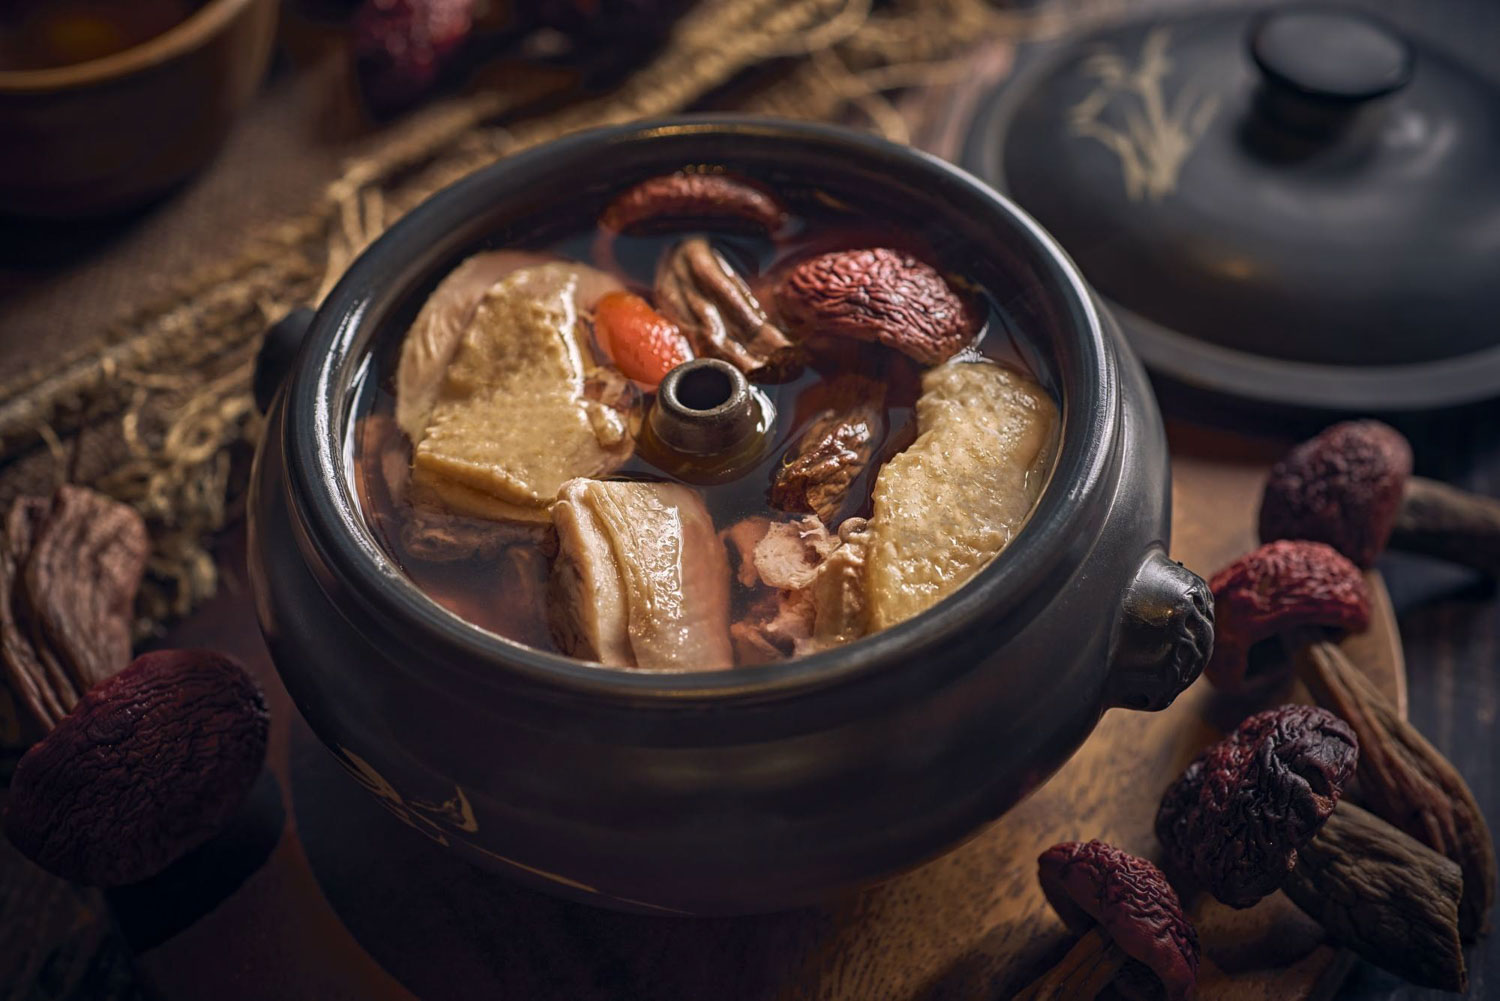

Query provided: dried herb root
[1298,638,1497,939]
[1284,802,1467,992]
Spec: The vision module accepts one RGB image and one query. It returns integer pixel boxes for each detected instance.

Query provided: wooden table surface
[2,1,1498,999]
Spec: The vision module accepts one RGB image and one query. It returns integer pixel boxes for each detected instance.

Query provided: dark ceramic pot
[248,117,1212,915]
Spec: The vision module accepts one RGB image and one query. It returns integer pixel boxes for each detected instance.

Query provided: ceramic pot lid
[963,4,1500,412]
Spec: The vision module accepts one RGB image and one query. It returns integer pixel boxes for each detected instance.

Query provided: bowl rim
[282,115,1122,705]
[0,0,262,93]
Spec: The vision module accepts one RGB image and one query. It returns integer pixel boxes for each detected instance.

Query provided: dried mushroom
[1205,540,1369,692]
[1015,841,1199,1001]
[770,376,886,526]
[1206,540,1496,937]
[1260,420,1500,574]
[5,649,269,886]
[600,172,786,235]
[1156,705,1467,991]
[775,248,979,364]
[655,237,794,374]
[0,487,147,744]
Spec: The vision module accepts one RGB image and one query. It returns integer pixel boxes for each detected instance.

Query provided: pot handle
[1106,549,1214,712]
[253,307,316,413]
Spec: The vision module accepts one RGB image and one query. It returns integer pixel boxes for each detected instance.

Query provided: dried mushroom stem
[1284,802,1467,993]
[1390,476,1500,575]
[1012,928,1128,1001]
[1295,637,1497,939]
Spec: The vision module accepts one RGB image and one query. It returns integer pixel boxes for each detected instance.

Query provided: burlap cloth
[0,0,1125,636]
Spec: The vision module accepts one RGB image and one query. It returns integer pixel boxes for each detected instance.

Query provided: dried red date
[775,248,979,365]
[1036,840,1200,1001]
[1155,705,1358,908]
[4,649,270,886]
[1205,539,1370,692]
[600,172,786,234]
[1259,420,1412,568]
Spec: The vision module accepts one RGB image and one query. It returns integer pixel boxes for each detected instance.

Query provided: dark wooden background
[2,1,1498,998]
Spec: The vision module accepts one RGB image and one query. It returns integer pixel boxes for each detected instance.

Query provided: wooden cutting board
[118,421,1404,1001]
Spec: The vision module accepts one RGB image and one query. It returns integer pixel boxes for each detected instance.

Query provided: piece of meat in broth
[410,264,635,523]
[862,360,1057,630]
[395,251,621,440]
[725,515,840,663]
[549,479,733,671]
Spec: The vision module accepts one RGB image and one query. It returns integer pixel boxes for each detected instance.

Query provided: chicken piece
[411,265,635,523]
[731,589,816,665]
[655,237,792,374]
[807,517,871,651]
[752,515,837,590]
[721,516,771,588]
[395,252,621,440]
[724,516,839,663]
[863,360,1057,630]
[771,377,886,525]
[549,479,733,671]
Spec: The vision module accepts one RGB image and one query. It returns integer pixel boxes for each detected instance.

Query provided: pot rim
[282,116,1120,705]
[0,0,266,93]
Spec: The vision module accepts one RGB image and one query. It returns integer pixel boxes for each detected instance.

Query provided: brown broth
[0,0,203,70]
[350,194,1046,662]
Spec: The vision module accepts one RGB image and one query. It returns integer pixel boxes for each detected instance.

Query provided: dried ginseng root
[0,487,147,747]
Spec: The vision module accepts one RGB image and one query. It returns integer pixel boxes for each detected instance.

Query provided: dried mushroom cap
[600,172,786,234]
[1037,840,1199,1001]
[1156,705,1358,909]
[4,649,269,886]
[1205,540,1370,692]
[1259,421,1413,568]
[774,248,979,365]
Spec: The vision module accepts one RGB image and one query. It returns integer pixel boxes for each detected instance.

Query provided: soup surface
[351,170,1059,670]
[0,0,203,70]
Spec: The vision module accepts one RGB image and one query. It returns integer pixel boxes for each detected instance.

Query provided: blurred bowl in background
[0,0,278,220]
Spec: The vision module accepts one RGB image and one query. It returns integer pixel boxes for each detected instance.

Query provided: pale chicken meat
[549,479,733,671]
[861,360,1057,630]
[409,264,634,523]
[395,251,621,440]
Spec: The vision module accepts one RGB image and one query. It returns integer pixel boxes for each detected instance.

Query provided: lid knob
[642,358,774,483]
[1248,7,1413,135]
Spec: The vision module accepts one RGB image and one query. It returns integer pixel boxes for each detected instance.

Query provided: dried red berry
[1205,540,1370,692]
[1259,421,1412,568]
[5,650,269,886]
[1038,840,1200,1001]
[353,0,475,113]
[600,172,786,234]
[774,248,979,365]
[1156,705,1358,908]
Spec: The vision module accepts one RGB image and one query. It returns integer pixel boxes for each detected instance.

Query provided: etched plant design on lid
[1069,28,1220,202]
